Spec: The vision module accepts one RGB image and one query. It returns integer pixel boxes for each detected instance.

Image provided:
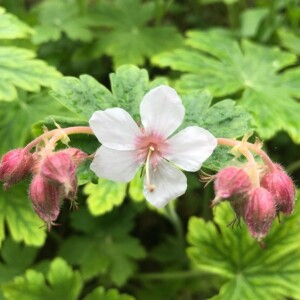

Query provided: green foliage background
[0,0,299,299]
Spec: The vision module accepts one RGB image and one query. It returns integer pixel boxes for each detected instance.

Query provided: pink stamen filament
[145,146,155,192]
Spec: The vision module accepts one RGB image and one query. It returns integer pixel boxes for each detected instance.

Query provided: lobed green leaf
[2,258,82,300]
[0,7,32,39]
[91,0,183,66]
[187,193,300,299]
[0,184,46,248]
[153,29,300,142]
[0,47,61,102]
[85,179,127,216]
[59,206,146,286]
[84,287,135,300]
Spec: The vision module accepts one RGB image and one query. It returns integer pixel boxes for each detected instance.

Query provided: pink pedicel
[29,175,61,230]
[244,187,276,241]
[0,148,33,189]
[261,164,295,215]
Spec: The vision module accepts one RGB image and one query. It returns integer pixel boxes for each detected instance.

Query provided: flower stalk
[217,137,276,172]
[24,126,94,153]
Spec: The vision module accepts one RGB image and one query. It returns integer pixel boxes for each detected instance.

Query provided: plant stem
[166,201,184,245]
[217,138,276,172]
[163,201,187,265]
[77,0,87,15]
[227,3,239,30]
[136,269,204,280]
[155,0,174,25]
[24,126,94,152]
[238,146,260,187]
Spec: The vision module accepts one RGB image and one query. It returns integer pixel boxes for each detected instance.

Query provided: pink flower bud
[261,164,295,215]
[40,152,76,186]
[59,148,87,166]
[0,149,33,189]
[212,166,252,206]
[244,187,276,241]
[29,175,61,230]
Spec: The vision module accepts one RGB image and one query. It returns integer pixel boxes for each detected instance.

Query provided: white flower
[89,85,217,208]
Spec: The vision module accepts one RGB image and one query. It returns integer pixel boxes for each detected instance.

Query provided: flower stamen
[145,146,155,192]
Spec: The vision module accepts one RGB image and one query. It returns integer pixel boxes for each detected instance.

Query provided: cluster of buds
[0,127,90,230]
[210,138,296,243]
[30,148,87,229]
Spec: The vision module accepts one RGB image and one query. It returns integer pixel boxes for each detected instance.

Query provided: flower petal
[165,126,217,172]
[89,108,141,150]
[90,146,142,182]
[140,85,185,138]
[143,160,187,208]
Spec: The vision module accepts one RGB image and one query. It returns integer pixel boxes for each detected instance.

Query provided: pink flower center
[135,132,169,168]
[135,131,170,193]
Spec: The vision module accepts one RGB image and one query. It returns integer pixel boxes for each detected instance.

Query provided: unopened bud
[212,166,252,206]
[41,152,76,185]
[244,187,276,241]
[59,148,87,166]
[0,149,33,189]
[261,164,295,215]
[29,175,61,230]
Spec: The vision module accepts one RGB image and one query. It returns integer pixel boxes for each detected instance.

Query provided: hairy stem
[24,126,94,152]
[217,138,276,172]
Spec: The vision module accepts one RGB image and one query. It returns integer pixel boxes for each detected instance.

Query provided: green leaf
[59,207,146,286]
[51,74,115,119]
[32,25,60,44]
[0,238,38,299]
[203,146,236,171]
[92,0,183,66]
[109,65,149,118]
[85,179,127,216]
[2,258,82,300]
[76,159,98,186]
[240,8,269,38]
[133,280,189,300]
[84,287,135,300]
[153,30,300,142]
[181,90,253,138]
[180,90,253,170]
[278,27,300,55]
[0,6,32,39]
[0,91,72,154]
[32,0,94,44]
[187,195,300,300]
[51,65,162,121]
[0,183,46,248]
[129,173,144,202]
[0,47,61,101]
[0,239,38,285]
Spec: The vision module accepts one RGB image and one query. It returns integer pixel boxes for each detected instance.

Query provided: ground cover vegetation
[0,0,300,299]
